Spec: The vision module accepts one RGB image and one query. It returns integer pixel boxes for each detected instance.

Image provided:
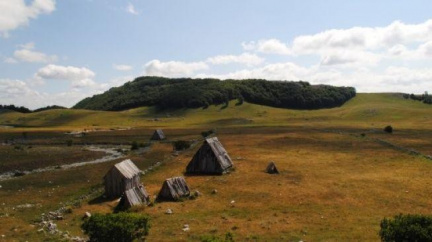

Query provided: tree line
[0,105,66,113]
[73,76,356,111]
[403,92,432,104]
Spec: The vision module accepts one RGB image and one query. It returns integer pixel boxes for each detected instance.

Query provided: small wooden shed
[151,129,166,140]
[157,176,190,201]
[266,161,279,174]
[119,185,150,208]
[104,159,142,198]
[186,137,233,175]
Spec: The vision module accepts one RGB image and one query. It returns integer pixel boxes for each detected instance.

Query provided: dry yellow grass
[54,128,432,241]
[2,93,432,241]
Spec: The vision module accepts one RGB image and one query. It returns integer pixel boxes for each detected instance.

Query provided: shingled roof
[120,185,150,208]
[151,129,166,140]
[104,159,142,198]
[186,137,233,174]
[113,159,141,179]
[157,176,190,201]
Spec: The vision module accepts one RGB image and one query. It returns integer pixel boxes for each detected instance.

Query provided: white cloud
[126,2,139,15]
[36,64,96,88]
[242,39,291,55]
[113,64,133,71]
[144,60,208,77]
[14,48,57,63]
[4,42,57,63]
[206,53,264,66]
[319,50,380,66]
[0,0,56,37]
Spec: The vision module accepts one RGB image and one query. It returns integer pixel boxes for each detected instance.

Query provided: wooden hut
[186,137,233,175]
[104,159,142,198]
[119,185,150,208]
[151,129,166,140]
[266,161,279,174]
[157,176,190,201]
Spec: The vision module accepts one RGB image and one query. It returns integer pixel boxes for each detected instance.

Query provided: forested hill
[73,76,356,111]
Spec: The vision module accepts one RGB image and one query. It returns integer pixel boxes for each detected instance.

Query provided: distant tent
[104,159,142,198]
[186,137,233,175]
[119,185,150,208]
[157,176,190,201]
[151,129,166,140]
[266,161,279,174]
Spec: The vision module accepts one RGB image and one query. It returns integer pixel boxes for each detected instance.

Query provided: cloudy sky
[1,0,432,109]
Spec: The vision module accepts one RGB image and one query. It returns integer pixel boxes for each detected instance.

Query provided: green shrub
[130,141,139,150]
[82,212,150,242]
[201,129,216,138]
[173,140,191,151]
[380,214,432,242]
[66,139,73,146]
[384,125,393,133]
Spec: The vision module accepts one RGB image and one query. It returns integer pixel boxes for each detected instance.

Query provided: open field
[1,93,432,241]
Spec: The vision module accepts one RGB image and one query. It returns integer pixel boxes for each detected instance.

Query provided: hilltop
[73,76,356,111]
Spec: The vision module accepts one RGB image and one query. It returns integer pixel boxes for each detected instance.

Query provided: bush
[201,129,216,138]
[380,214,432,242]
[82,212,150,242]
[130,141,139,150]
[173,140,191,151]
[66,139,73,146]
[384,125,393,133]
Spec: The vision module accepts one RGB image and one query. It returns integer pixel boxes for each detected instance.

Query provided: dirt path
[0,146,126,181]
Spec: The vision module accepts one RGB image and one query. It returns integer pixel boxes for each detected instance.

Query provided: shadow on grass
[88,194,118,205]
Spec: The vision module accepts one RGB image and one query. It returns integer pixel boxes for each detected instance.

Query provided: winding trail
[0,146,126,181]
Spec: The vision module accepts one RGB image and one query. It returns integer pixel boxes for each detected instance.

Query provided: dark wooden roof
[157,176,190,201]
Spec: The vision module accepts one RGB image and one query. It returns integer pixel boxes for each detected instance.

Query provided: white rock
[84,212,91,218]
[230,200,235,204]
[165,209,173,214]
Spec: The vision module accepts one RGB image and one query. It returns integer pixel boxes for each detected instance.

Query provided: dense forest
[73,77,356,111]
[0,105,66,113]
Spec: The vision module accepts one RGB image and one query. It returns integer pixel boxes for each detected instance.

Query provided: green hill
[73,76,355,111]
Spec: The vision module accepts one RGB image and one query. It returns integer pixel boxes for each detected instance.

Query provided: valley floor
[1,93,432,241]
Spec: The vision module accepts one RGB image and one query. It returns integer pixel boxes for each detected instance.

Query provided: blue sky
[1,0,432,109]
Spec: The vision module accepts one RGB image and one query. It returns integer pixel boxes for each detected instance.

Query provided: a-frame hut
[119,185,150,208]
[186,137,233,175]
[151,129,166,140]
[104,159,142,198]
[266,161,279,174]
[157,176,190,201]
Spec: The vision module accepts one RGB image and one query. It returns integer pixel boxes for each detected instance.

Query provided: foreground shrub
[82,212,150,242]
[380,214,432,242]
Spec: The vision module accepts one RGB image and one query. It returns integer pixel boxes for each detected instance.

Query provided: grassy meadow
[1,93,432,241]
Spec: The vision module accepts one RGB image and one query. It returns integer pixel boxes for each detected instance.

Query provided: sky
[1,0,432,109]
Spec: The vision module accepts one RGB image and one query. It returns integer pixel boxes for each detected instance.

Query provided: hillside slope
[0,93,431,129]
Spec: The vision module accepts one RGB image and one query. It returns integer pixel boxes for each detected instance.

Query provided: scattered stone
[0,185,2,188]
[84,212,91,218]
[193,190,201,197]
[230,200,235,204]
[56,215,63,220]
[47,222,57,234]
[211,189,218,194]
[37,228,44,233]
[182,224,190,232]
[165,208,173,214]
[16,203,34,209]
